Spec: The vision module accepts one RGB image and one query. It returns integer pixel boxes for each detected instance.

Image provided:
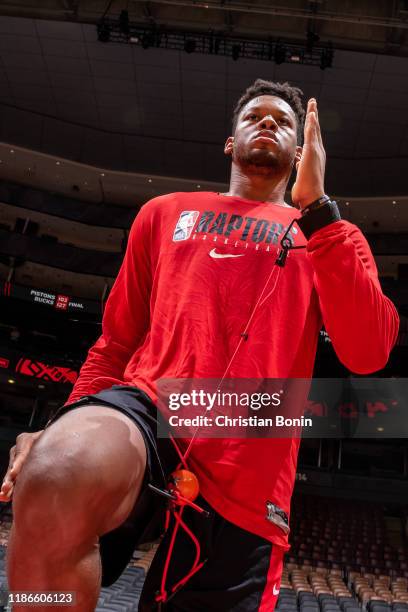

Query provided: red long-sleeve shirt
[66,192,399,549]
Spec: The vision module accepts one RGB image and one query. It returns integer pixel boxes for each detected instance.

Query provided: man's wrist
[296,198,342,239]
[300,194,330,215]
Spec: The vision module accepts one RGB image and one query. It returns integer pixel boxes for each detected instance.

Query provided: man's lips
[252,131,278,144]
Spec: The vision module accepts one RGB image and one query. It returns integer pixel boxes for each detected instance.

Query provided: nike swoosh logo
[273,584,280,596]
[209,248,245,259]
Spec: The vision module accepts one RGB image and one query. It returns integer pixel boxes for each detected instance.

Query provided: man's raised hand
[291,98,326,210]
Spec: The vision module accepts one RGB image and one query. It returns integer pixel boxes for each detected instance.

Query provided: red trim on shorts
[259,545,284,611]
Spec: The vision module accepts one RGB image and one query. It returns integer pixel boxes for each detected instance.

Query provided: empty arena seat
[369,601,392,612]
[95,607,129,612]
[277,605,297,612]
[339,597,359,610]
[279,595,297,603]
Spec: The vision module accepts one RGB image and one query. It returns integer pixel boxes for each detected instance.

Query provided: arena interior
[0,1,408,611]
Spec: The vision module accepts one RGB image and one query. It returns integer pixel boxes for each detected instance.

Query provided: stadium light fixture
[274,42,286,64]
[306,30,320,52]
[232,44,241,61]
[97,20,111,43]
[94,20,334,67]
[184,39,196,53]
[320,43,334,69]
[119,9,130,35]
[141,31,155,49]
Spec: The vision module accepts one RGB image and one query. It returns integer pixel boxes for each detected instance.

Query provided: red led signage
[15,358,78,384]
[55,294,69,310]
[0,357,10,369]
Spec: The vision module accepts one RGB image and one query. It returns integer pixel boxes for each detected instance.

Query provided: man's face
[226,95,300,175]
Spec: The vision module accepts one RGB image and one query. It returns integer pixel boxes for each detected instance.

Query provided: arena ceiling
[2,1,408,56]
[1,1,408,198]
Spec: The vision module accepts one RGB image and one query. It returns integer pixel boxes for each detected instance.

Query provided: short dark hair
[232,79,305,143]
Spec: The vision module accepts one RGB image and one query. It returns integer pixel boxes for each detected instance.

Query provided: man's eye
[248,114,258,120]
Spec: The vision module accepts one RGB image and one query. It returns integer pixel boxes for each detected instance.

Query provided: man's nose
[259,115,278,130]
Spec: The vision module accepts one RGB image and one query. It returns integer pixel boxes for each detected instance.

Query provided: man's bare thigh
[18,404,148,536]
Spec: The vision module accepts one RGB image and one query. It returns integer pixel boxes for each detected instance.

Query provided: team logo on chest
[172,211,200,241]
[172,209,300,254]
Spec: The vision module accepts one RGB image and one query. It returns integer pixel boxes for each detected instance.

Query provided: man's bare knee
[12,404,147,541]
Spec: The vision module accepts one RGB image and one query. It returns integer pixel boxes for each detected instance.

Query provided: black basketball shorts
[45,385,284,611]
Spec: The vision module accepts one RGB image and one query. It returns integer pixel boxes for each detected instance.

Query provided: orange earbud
[168,469,200,503]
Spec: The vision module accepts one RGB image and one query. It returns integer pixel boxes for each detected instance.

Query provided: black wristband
[301,194,331,215]
[296,199,341,239]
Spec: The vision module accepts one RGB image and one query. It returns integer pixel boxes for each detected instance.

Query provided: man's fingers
[9,452,27,477]
[310,98,324,148]
[0,480,13,493]
[1,479,12,492]
[1,446,16,492]
[0,431,43,503]
[0,483,13,502]
[305,98,323,145]
[2,437,34,491]
[1,468,15,489]
[7,446,16,468]
[314,107,324,148]
[304,111,317,145]
[0,430,43,502]
[1,475,14,499]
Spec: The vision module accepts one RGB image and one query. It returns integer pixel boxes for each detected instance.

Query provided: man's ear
[294,145,302,170]
[224,136,234,156]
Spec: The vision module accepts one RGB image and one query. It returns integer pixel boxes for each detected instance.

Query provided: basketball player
[0,80,399,611]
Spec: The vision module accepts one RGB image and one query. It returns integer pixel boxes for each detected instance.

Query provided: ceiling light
[210,37,222,55]
[232,44,241,61]
[141,31,155,49]
[320,43,334,70]
[119,9,130,36]
[94,20,334,67]
[306,30,320,52]
[97,21,111,43]
[184,39,196,54]
[8,379,15,384]
[274,42,286,65]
